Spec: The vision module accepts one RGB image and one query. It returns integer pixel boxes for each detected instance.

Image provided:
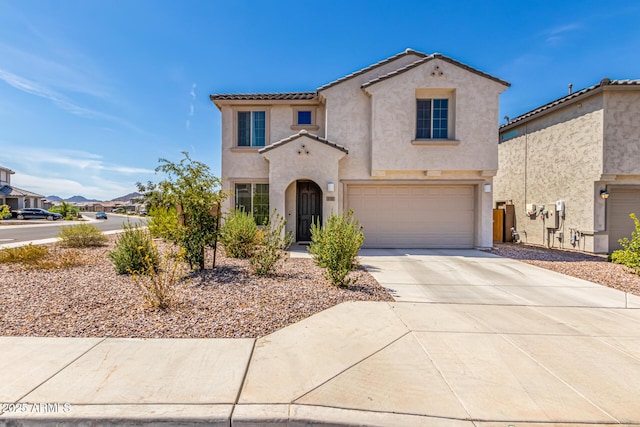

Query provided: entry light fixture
[483,183,492,193]
[327,182,335,192]
[600,189,609,199]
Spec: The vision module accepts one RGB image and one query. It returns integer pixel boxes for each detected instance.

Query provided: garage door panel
[347,184,475,248]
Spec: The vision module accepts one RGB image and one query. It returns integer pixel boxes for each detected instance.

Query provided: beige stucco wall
[365,58,506,172]
[603,89,640,175]
[261,135,346,235]
[219,102,324,213]
[494,94,605,252]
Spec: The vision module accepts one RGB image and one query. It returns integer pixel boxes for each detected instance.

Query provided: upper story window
[237,111,266,147]
[297,110,312,125]
[416,99,448,139]
[291,107,319,131]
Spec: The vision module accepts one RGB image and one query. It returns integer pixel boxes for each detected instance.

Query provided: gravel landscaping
[487,243,640,297]
[0,237,392,338]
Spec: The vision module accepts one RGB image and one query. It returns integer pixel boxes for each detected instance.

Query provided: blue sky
[1,1,639,200]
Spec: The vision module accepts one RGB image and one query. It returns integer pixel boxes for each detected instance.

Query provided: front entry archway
[296,180,322,242]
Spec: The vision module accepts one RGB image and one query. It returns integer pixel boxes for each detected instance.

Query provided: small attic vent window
[297,111,312,125]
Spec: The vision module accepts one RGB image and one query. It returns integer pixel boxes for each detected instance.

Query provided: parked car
[139,210,148,216]
[95,211,108,219]
[15,208,63,221]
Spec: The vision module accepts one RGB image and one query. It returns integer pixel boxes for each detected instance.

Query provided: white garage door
[346,185,475,248]
[608,188,640,252]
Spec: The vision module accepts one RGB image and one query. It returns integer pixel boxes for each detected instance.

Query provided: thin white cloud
[543,23,581,45]
[0,68,150,135]
[1,146,154,175]
[186,83,196,131]
[12,173,135,201]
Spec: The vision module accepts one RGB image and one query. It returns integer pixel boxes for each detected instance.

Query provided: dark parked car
[15,208,63,221]
[95,211,108,219]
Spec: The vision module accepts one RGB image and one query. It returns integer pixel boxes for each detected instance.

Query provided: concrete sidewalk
[2,250,640,426]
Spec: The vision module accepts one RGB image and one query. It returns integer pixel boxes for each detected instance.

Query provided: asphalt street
[0,213,148,245]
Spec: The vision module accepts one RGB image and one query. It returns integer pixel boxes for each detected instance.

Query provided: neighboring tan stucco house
[211,49,510,248]
[494,79,640,253]
[0,165,45,211]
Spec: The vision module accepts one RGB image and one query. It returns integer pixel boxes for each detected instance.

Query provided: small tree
[611,213,640,274]
[151,152,226,270]
[50,201,80,220]
[250,210,293,276]
[308,210,365,287]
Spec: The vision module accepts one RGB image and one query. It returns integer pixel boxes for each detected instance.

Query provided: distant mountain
[47,195,103,203]
[110,192,142,202]
[65,195,100,203]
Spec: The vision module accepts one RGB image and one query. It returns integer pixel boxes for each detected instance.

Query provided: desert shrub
[109,223,159,274]
[131,247,185,309]
[57,224,108,247]
[0,244,48,264]
[308,210,365,287]
[249,210,293,276]
[0,245,87,270]
[220,209,259,258]
[611,213,640,274]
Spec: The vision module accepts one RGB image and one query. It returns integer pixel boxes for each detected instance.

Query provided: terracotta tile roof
[501,79,640,130]
[210,92,317,101]
[361,53,511,89]
[258,130,348,154]
[317,48,428,92]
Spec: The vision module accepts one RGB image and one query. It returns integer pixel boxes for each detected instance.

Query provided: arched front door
[297,180,322,242]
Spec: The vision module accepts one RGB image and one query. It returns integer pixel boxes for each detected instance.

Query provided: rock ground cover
[0,237,392,338]
[487,243,640,296]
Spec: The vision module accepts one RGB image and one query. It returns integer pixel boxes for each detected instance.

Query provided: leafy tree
[135,180,171,211]
[151,152,226,270]
[0,204,10,219]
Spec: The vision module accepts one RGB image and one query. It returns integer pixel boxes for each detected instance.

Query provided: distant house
[494,79,640,253]
[211,49,509,248]
[0,165,45,211]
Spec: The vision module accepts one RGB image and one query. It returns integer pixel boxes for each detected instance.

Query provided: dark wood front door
[297,181,322,241]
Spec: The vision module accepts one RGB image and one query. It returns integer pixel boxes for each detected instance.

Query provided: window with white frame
[237,111,266,147]
[235,183,269,224]
[416,98,449,139]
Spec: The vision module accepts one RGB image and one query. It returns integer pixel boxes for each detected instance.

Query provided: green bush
[611,213,640,274]
[250,210,293,276]
[0,204,10,219]
[220,209,259,258]
[308,210,365,287]
[57,224,108,247]
[109,223,159,274]
[49,201,80,220]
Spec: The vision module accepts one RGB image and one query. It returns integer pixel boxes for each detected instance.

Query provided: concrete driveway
[359,248,640,308]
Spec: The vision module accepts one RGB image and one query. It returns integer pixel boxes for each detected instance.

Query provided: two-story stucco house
[211,49,510,248]
[0,165,45,211]
[494,79,640,253]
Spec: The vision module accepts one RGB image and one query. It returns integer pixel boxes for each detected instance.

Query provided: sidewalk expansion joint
[230,338,257,420]
[291,330,412,404]
[13,337,109,404]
